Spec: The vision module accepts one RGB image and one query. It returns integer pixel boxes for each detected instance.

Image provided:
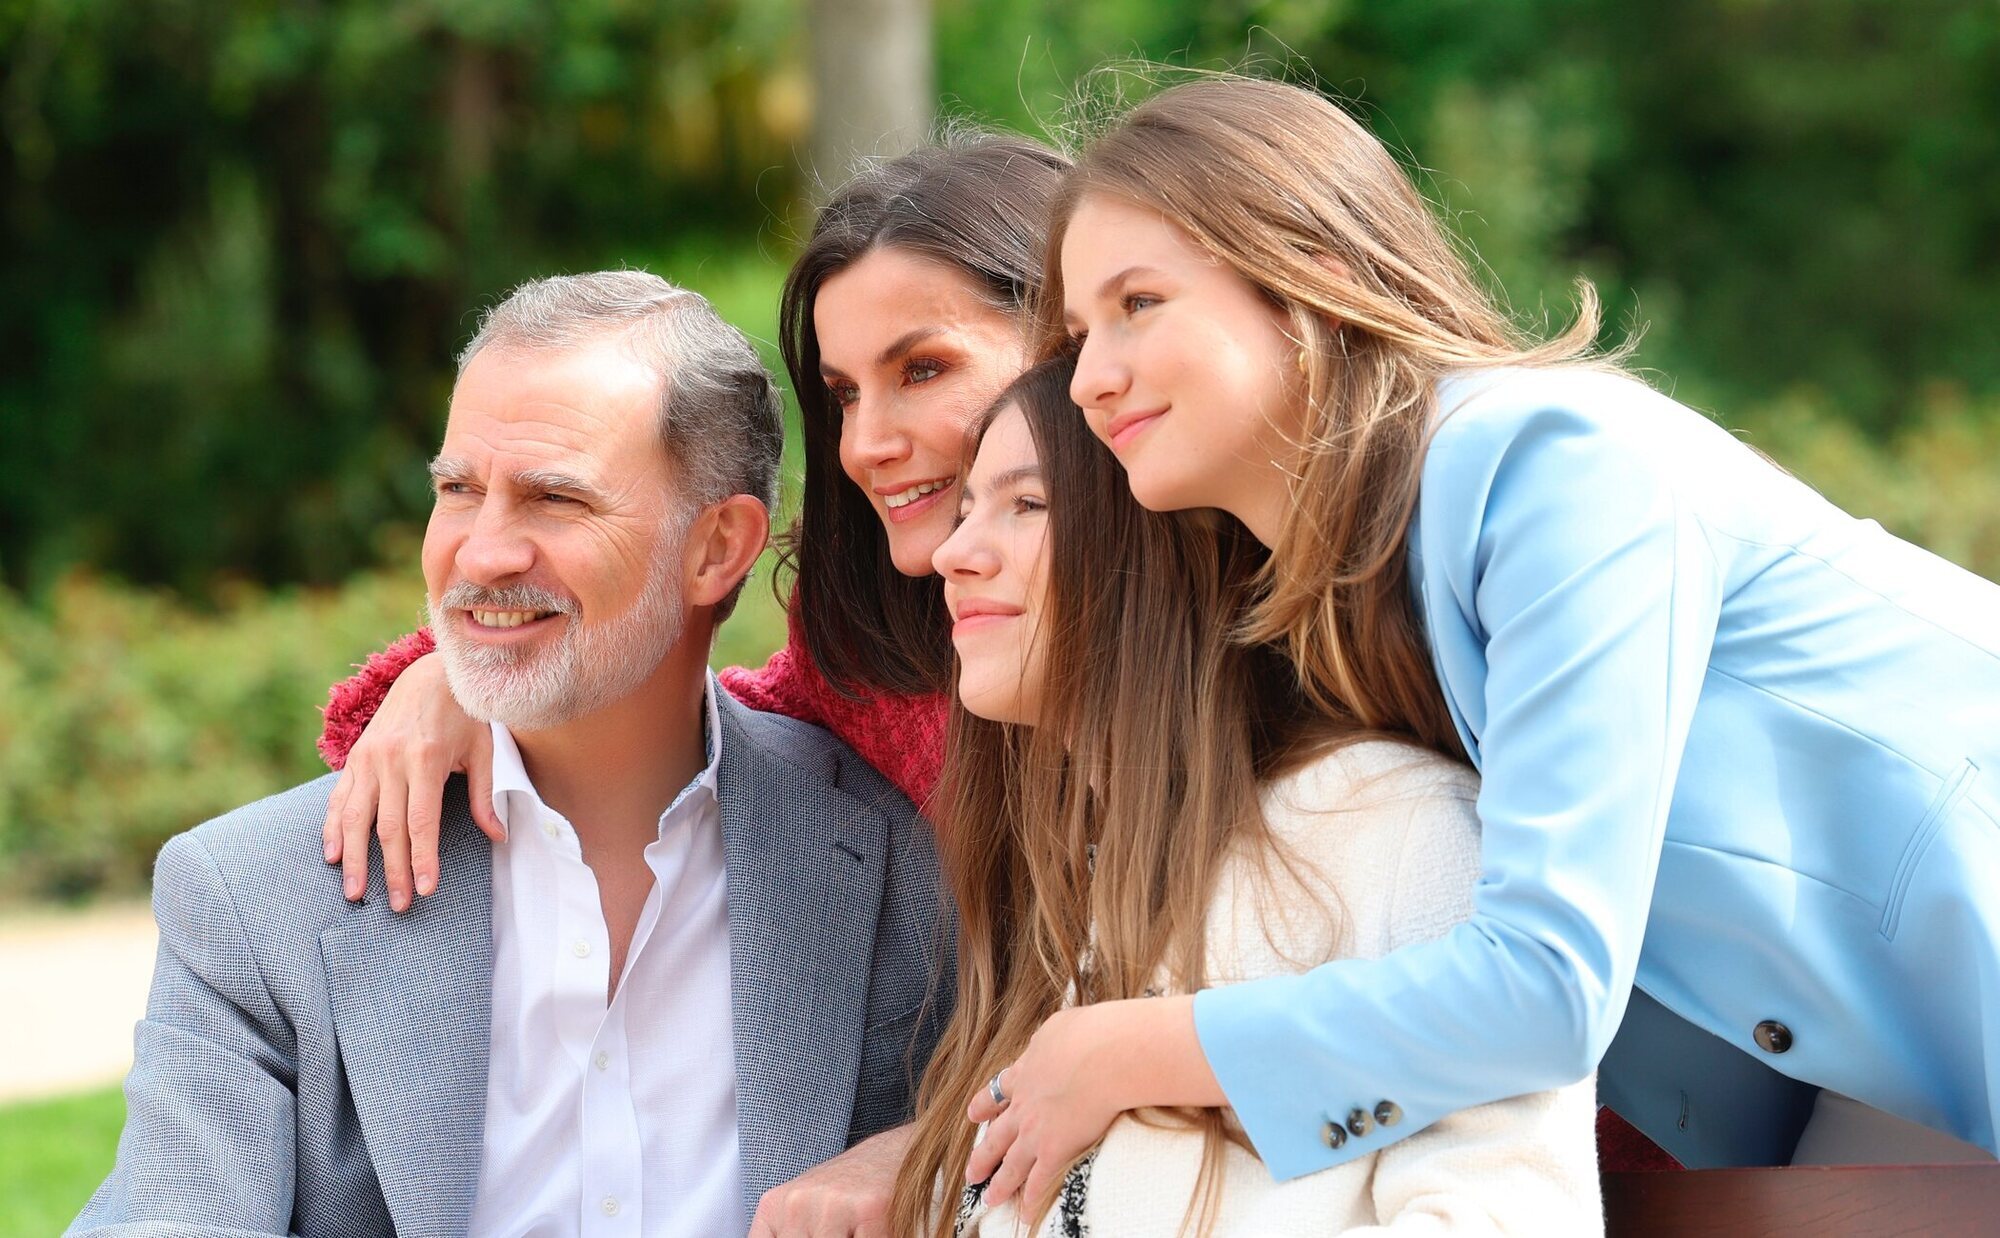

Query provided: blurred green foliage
[2,1,1997,899]
[0,547,789,899]
[2,0,806,595]
[6,0,1997,598]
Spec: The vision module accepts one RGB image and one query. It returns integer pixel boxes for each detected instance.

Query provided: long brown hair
[779,131,1071,698]
[890,355,1328,1236]
[1039,75,1611,757]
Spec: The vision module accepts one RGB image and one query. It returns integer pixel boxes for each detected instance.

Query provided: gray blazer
[72,694,953,1236]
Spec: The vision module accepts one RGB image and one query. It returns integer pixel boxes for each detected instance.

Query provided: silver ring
[988,1070,1009,1107]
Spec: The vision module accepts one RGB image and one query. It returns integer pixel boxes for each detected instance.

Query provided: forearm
[1094,995,1227,1112]
[1195,915,1606,1180]
[1351,1074,1603,1235]
[318,629,435,769]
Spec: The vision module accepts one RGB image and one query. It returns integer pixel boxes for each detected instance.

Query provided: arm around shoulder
[1353,1077,1603,1236]
[317,627,435,770]
[69,831,302,1236]
[1195,385,1721,1180]
[1358,754,1604,1234]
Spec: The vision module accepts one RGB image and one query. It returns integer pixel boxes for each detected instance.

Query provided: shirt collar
[488,670,724,837]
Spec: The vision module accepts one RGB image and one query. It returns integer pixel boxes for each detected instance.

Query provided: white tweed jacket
[965,740,1602,1236]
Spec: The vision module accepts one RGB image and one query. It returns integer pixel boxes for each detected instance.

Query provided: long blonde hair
[890,357,1332,1237]
[1040,75,1610,757]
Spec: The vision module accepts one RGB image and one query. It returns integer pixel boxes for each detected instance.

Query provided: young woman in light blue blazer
[961,75,2000,1209]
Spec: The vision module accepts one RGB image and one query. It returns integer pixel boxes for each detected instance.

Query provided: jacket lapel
[320,788,493,1238]
[715,696,888,1223]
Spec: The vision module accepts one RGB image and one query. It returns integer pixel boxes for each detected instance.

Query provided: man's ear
[682,494,770,609]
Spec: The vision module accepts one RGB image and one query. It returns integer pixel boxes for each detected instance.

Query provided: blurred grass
[0,1084,124,1235]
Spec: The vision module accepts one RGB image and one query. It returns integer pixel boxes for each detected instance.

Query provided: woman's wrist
[1100,994,1227,1112]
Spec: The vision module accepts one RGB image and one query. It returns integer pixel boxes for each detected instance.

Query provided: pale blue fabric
[1196,367,2000,1177]
[71,694,951,1236]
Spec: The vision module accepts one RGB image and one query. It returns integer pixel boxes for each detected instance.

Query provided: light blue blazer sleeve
[1195,371,1724,1179]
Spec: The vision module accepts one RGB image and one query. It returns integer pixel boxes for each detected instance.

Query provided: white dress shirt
[468,674,742,1238]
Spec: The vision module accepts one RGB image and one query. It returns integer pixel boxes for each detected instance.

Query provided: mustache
[437,580,577,616]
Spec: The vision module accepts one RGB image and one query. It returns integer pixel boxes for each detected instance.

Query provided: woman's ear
[682,494,771,609]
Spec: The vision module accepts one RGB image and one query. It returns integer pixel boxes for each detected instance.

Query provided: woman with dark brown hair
[896,355,1598,1235]
[314,132,1067,889]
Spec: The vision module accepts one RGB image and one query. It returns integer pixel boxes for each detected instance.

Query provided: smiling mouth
[882,477,955,510]
[466,609,559,630]
[1107,410,1166,451]
[879,477,957,524]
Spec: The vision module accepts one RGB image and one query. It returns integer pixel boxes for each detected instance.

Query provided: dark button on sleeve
[1321,1119,1347,1150]
[1753,1020,1793,1054]
[1373,1100,1403,1128]
[1347,1107,1374,1138]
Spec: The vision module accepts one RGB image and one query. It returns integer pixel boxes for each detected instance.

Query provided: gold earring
[1296,348,1311,374]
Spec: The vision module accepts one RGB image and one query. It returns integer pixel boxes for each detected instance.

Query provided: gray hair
[460,269,783,514]
[458,270,784,618]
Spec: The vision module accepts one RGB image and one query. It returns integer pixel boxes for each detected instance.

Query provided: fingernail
[418,874,436,896]
[344,878,360,900]
[324,843,338,863]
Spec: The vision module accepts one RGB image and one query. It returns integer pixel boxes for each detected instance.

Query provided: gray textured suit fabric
[71,693,954,1237]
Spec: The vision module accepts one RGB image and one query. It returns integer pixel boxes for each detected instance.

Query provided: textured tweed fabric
[74,694,952,1237]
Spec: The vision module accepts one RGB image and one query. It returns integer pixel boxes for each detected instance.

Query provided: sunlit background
[3,1,1997,1229]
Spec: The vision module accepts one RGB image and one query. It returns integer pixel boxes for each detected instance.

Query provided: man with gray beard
[72,272,950,1238]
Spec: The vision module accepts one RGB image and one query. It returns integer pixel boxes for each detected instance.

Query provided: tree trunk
[807,0,933,185]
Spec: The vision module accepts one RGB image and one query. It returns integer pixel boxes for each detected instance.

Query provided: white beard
[429,533,686,733]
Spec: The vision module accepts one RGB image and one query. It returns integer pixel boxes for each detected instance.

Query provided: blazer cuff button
[1373,1100,1403,1127]
[1346,1107,1374,1138]
[1753,1020,1793,1054]
[1321,1119,1348,1150]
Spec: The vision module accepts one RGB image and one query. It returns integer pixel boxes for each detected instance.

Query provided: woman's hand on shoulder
[320,652,502,910]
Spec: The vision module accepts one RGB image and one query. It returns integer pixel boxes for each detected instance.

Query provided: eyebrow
[428,456,610,505]
[428,456,475,484]
[1095,265,1167,301]
[821,325,952,381]
[961,463,1044,503]
[878,325,947,366]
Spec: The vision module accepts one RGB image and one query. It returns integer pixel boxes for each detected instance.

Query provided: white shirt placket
[545,812,608,1069]
[470,677,740,1238]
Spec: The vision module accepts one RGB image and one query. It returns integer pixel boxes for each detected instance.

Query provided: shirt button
[542,820,560,839]
[594,1051,610,1071]
[600,1196,620,1216]
[1374,1100,1404,1128]
[1321,1119,1347,1150]
[572,940,591,958]
[1754,1020,1793,1054]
